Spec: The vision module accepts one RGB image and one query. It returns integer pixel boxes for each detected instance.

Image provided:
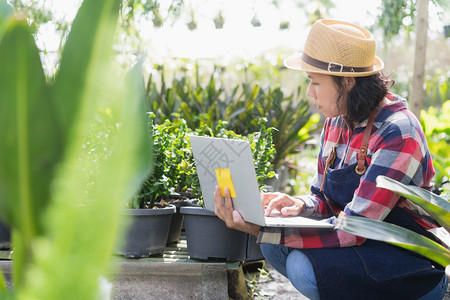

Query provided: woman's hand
[261,192,305,217]
[214,186,261,237]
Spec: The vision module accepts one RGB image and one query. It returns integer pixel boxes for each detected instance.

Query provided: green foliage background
[421,100,450,193]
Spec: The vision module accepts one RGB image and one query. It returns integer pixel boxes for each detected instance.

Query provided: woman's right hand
[261,192,305,217]
[214,186,261,237]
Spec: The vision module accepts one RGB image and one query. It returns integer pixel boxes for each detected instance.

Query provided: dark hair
[332,73,393,124]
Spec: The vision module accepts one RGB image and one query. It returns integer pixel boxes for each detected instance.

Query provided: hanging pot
[444,25,450,38]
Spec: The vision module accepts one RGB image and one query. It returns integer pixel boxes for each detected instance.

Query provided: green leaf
[0,0,152,298]
[19,26,150,300]
[0,17,59,287]
[376,176,450,231]
[52,0,120,145]
[336,216,450,268]
[0,16,58,228]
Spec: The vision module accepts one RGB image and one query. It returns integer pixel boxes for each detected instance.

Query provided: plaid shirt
[257,93,438,248]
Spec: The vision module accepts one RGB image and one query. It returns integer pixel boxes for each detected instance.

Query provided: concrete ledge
[1,260,229,299]
[112,261,228,299]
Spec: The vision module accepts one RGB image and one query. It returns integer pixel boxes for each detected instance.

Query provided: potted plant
[119,113,204,256]
[181,121,276,261]
[213,10,225,29]
[250,12,261,27]
[444,24,450,38]
[186,9,197,31]
[151,116,197,245]
[279,20,290,30]
[118,114,177,258]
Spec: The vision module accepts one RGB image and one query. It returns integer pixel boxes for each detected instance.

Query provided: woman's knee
[286,251,315,283]
[286,250,320,300]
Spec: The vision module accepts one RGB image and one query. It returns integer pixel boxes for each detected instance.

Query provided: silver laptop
[190,135,333,228]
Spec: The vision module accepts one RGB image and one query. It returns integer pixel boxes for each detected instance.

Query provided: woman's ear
[344,77,356,91]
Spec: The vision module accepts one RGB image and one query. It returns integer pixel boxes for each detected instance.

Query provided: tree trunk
[409,0,429,119]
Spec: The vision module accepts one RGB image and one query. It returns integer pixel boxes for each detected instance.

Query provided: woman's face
[306,72,347,118]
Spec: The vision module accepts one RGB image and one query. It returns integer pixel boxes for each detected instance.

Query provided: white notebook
[190,135,333,229]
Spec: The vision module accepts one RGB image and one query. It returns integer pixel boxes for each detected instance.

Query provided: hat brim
[284,52,384,77]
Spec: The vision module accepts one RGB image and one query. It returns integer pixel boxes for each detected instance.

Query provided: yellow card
[215,168,237,198]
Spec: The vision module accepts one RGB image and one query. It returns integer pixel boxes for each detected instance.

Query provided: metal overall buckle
[355,164,366,175]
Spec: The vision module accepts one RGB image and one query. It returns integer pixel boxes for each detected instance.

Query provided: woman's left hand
[214,185,261,237]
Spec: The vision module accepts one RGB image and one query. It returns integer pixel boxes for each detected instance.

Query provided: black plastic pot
[166,211,183,245]
[0,219,11,250]
[165,198,190,245]
[246,234,264,262]
[181,206,247,262]
[119,205,175,258]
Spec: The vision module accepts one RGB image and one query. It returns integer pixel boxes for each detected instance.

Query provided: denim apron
[302,162,445,300]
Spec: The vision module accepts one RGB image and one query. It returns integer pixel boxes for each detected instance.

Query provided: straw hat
[284,19,384,77]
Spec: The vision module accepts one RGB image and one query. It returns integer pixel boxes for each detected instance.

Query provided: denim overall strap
[320,127,342,192]
[319,108,376,192]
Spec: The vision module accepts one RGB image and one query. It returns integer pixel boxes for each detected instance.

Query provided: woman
[214,19,448,299]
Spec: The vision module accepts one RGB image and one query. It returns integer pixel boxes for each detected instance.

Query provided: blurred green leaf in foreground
[0,0,152,298]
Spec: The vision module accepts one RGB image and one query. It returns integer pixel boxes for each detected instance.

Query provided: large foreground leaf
[376,176,450,232]
[336,216,450,268]
[0,17,57,231]
[0,0,152,298]
[18,32,150,300]
[0,17,60,287]
[18,58,151,300]
[12,0,151,298]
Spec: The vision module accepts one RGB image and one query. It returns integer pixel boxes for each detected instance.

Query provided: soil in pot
[119,205,175,258]
[181,206,247,261]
